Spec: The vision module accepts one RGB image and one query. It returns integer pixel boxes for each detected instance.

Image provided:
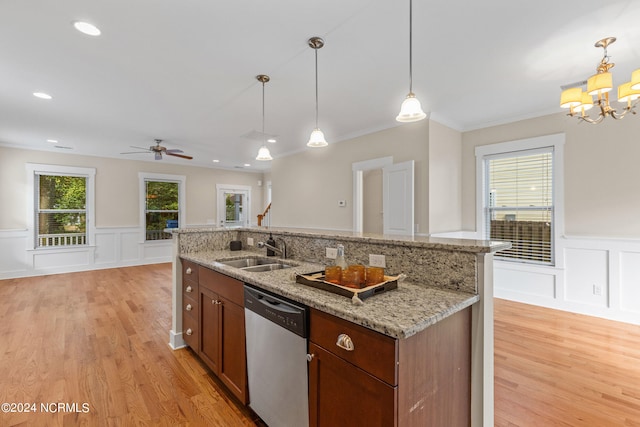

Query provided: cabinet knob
[186,285,192,293]
[336,333,355,351]
[186,304,192,311]
[306,353,315,362]
[186,267,192,275]
[212,299,222,305]
[185,328,193,336]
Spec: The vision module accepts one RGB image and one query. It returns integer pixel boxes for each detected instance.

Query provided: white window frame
[216,184,251,227]
[26,163,96,250]
[139,172,186,243]
[475,133,565,266]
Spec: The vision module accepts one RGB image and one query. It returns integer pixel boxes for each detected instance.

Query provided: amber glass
[365,266,385,286]
[349,264,365,287]
[341,266,363,289]
[325,266,342,284]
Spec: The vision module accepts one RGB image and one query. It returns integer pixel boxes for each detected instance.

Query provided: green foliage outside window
[145,181,179,240]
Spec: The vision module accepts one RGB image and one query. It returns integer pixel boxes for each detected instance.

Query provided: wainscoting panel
[564,248,609,308]
[620,251,640,314]
[0,227,172,279]
[494,267,556,298]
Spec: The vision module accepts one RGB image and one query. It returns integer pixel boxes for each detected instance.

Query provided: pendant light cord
[315,48,319,128]
[409,0,413,94]
[262,81,266,143]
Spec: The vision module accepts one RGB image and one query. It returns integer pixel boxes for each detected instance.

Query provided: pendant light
[255,74,273,161]
[396,0,426,123]
[307,37,328,148]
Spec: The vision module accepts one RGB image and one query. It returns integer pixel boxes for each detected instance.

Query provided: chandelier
[560,37,640,124]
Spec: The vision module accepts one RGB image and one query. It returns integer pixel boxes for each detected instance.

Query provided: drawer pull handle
[186,285,192,293]
[186,304,192,311]
[336,334,355,351]
[186,267,192,275]
[212,299,222,305]
[185,328,193,336]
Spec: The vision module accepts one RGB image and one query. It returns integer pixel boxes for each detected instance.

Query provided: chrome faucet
[257,239,287,258]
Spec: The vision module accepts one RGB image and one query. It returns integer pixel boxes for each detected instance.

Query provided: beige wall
[270,120,430,231]
[0,146,264,230]
[462,112,640,238]
[428,120,462,233]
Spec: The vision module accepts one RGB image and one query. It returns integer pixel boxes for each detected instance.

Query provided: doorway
[216,184,251,227]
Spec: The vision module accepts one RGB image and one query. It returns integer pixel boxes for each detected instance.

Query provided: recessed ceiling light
[73,21,101,36]
[267,138,277,143]
[212,159,220,163]
[244,163,251,167]
[47,139,58,143]
[33,92,52,100]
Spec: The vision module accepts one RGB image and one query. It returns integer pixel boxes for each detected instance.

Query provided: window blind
[485,149,553,265]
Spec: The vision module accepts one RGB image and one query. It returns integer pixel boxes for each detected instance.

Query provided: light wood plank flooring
[1,264,639,426]
[495,298,640,426]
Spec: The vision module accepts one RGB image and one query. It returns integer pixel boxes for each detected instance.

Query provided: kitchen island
[170,227,509,426]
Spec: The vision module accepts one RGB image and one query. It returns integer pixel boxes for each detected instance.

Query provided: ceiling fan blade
[165,152,193,160]
[121,151,152,154]
[165,148,184,154]
[129,145,151,151]
[155,152,162,160]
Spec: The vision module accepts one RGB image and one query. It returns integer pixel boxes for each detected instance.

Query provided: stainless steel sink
[240,263,293,272]
[217,257,294,272]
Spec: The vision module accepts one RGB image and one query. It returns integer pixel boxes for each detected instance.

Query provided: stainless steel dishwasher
[244,284,309,427]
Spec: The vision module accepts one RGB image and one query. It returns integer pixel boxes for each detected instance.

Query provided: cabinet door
[308,343,397,427]
[218,297,248,404]
[199,286,220,373]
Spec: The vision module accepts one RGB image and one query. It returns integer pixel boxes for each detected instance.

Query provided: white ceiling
[2,0,640,171]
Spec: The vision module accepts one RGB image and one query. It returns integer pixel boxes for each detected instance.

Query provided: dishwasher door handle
[255,294,301,315]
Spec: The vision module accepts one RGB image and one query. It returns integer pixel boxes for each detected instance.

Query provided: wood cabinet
[198,266,248,404]
[308,307,471,427]
[180,259,248,405]
[181,260,199,350]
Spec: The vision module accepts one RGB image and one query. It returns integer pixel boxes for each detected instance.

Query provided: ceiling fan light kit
[121,139,193,160]
[560,37,640,124]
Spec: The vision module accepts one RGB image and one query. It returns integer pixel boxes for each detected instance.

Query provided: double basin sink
[217,256,295,273]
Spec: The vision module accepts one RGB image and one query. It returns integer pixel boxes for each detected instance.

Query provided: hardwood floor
[1,265,639,426]
[0,264,260,426]
[495,298,640,426]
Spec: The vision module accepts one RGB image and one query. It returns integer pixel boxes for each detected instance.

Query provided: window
[139,173,186,241]
[27,164,95,249]
[476,134,564,266]
[216,184,251,227]
[36,174,87,247]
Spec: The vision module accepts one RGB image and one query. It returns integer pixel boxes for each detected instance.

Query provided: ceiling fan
[121,139,193,160]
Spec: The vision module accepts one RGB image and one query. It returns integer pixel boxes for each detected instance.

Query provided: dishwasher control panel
[244,285,308,338]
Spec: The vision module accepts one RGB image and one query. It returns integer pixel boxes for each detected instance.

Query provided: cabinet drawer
[199,267,244,306]
[183,293,198,321]
[182,259,199,282]
[182,279,198,296]
[310,308,398,386]
[182,312,199,350]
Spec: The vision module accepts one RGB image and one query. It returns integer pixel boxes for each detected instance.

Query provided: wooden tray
[295,271,398,302]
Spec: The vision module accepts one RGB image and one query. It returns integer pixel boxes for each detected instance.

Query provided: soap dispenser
[266,233,276,257]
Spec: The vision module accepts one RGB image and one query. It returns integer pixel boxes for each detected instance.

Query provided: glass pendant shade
[307,128,328,148]
[396,93,427,122]
[256,145,273,161]
[587,72,613,95]
[630,69,640,90]
[560,87,583,108]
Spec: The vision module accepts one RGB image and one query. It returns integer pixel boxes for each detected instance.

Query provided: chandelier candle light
[307,37,328,148]
[255,74,273,161]
[560,37,640,124]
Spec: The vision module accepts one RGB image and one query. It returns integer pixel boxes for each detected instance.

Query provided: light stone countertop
[180,249,479,339]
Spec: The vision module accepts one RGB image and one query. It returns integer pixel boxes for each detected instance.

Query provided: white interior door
[383,160,414,236]
[216,184,251,227]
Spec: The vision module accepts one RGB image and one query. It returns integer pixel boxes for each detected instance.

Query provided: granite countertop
[180,249,479,339]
